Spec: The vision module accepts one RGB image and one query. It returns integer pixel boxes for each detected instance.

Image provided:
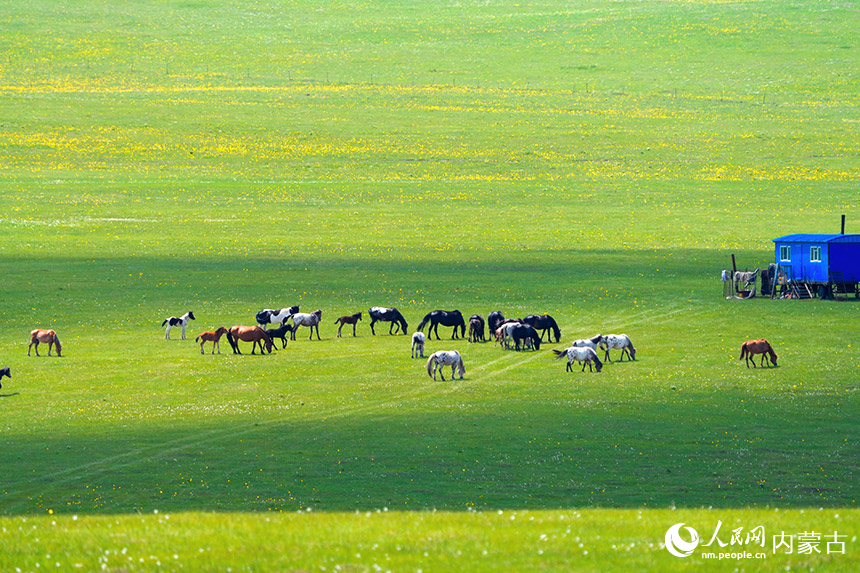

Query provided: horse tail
[739,343,747,360]
[457,356,466,378]
[426,356,434,378]
[53,334,61,354]
[226,331,235,350]
[161,319,168,327]
[417,313,431,332]
[552,349,566,359]
[195,335,201,342]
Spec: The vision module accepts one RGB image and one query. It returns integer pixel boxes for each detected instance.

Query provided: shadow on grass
[1,393,854,516]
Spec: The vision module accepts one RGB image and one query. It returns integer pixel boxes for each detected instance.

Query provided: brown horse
[226,326,274,355]
[196,327,229,354]
[334,312,362,337]
[739,339,778,368]
[28,329,61,357]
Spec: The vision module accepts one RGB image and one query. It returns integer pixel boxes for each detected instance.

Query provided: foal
[264,322,293,349]
[162,311,195,340]
[196,327,229,354]
[411,332,426,358]
[334,312,362,337]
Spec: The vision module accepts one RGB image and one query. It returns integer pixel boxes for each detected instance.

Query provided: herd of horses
[9,308,780,389]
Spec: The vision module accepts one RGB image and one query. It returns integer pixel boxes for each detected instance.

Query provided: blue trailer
[771,234,860,299]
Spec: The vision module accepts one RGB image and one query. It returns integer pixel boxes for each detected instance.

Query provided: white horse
[411,332,426,358]
[256,305,299,328]
[599,334,636,362]
[426,350,465,381]
[554,346,603,372]
[495,322,521,350]
[290,309,322,340]
[571,334,602,351]
[162,311,195,340]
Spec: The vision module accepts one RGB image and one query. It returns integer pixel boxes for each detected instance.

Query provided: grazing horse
[0,367,10,389]
[522,314,561,343]
[426,350,465,381]
[256,306,300,328]
[495,321,523,349]
[487,311,506,338]
[554,346,603,373]
[264,322,293,349]
[226,326,274,355]
[600,334,636,362]
[468,314,485,342]
[511,323,541,351]
[411,332,426,358]
[417,310,466,340]
[739,339,778,368]
[334,312,362,337]
[28,329,61,357]
[291,309,323,340]
[572,335,603,351]
[196,327,229,354]
[162,311,195,340]
[368,307,409,335]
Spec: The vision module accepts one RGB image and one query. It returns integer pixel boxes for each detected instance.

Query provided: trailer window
[810,246,821,262]
[779,245,791,261]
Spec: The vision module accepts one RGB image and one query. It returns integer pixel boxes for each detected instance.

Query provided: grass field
[1,0,859,570]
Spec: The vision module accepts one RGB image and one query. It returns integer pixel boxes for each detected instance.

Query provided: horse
[572,334,603,351]
[411,332,426,358]
[510,323,541,351]
[0,367,10,389]
[226,326,274,355]
[739,339,778,368]
[426,350,465,381]
[496,321,523,349]
[196,327,229,354]
[522,314,561,343]
[291,309,323,340]
[417,310,466,340]
[264,322,293,349]
[554,346,603,373]
[468,314,485,342]
[368,307,408,335]
[28,329,61,357]
[487,311,506,338]
[599,334,636,362]
[334,312,362,337]
[162,311,195,340]
[256,306,300,328]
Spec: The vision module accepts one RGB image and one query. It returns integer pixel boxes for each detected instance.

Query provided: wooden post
[841,214,846,234]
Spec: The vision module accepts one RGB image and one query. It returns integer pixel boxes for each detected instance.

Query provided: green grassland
[1,0,859,570]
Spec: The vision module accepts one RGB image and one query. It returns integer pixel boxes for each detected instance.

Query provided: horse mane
[589,334,602,344]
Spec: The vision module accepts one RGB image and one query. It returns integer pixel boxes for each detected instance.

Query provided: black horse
[468,314,485,342]
[510,323,541,351]
[264,322,293,349]
[0,367,10,389]
[487,311,505,337]
[368,306,409,335]
[417,310,466,340]
[522,314,561,343]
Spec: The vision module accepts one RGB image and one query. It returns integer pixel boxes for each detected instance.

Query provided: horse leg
[337,322,343,338]
[352,323,357,337]
[201,341,205,354]
[316,324,321,340]
[165,325,171,340]
[181,324,187,340]
[451,365,456,379]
